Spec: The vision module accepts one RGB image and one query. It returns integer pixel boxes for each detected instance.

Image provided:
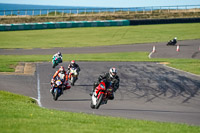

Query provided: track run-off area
[0,40,200,125]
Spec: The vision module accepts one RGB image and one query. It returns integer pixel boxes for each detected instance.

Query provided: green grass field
[0,23,200,48]
[1,23,200,132]
[1,90,199,133]
[0,52,200,74]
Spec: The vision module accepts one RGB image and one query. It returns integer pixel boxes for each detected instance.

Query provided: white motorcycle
[68,67,79,86]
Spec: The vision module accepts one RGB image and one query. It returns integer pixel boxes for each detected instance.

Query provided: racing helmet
[71,60,75,66]
[109,67,117,78]
[59,66,65,74]
[174,37,177,40]
[57,52,61,56]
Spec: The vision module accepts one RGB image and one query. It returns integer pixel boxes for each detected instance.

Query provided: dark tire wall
[130,18,200,25]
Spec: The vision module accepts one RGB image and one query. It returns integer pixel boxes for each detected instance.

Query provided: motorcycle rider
[90,67,120,100]
[67,60,81,79]
[52,51,63,63]
[169,37,177,45]
[50,66,71,93]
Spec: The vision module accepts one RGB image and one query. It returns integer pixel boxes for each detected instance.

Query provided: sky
[0,0,200,7]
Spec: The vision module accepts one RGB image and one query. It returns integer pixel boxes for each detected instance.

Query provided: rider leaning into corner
[170,37,177,44]
[52,51,63,62]
[50,66,71,93]
[90,67,120,100]
[67,60,81,78]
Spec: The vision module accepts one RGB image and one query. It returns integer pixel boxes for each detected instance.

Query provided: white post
[152,46,156,53]
[176,45,180,52]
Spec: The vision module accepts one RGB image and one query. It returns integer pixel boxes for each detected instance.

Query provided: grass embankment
[0,90,199,133]
[0,52,200,75]
[0,23,200,49]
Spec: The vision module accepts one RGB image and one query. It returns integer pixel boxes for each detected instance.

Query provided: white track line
[36,64,42,107]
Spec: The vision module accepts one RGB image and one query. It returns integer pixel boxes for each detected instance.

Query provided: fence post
[40,10,41,16]
[159,6,161,13]
[99,9,101,17]
[32,10,34,16]
[143,7,145,14]
[47,10,49,16]
[185,5,187,12]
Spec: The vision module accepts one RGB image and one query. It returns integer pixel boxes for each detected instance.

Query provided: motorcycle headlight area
[100,84,105,89]
[56,80,62,86]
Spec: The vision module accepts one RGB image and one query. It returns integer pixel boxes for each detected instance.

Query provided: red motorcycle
[90,80,113,109]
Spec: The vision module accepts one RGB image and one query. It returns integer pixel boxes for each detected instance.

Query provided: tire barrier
[130,18,200,25]
[1,18,199,31]
[0,20,130,31]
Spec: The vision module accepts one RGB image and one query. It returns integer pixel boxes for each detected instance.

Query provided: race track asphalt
[0,39,200,126]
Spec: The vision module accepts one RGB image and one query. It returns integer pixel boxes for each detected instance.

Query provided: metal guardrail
[0,5,200,17]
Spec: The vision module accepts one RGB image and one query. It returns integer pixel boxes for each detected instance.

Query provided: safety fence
[0,5,200,17]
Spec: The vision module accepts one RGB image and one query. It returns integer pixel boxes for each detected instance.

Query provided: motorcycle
[90,80,113,109]
[166,40,177,46]
[52,56,62,68]
[51,73,66,101]
[68,67,79,86]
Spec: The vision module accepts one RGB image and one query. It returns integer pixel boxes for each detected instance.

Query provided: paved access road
[0,40,200,125]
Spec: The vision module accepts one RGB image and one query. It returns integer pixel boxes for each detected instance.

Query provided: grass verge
[0,23,200,49]
[0,52,200,75]
[0,90,199,133]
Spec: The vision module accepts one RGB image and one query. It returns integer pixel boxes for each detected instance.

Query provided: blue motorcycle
[52,79,65,101]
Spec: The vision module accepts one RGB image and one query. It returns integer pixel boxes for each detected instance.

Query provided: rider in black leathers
[168,37,177,45]
[90,67,120,100]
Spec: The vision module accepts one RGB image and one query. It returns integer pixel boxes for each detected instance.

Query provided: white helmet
[109,67,117,78]
[174,37,177,40]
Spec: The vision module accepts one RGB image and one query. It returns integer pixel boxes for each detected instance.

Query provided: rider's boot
[90,83,98,96]
[50,88,54,94]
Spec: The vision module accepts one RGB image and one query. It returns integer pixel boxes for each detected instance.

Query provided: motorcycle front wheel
[95,93,104,109]
[53,89,59,101]
[90,102,95,109]
[52,61,57,68]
